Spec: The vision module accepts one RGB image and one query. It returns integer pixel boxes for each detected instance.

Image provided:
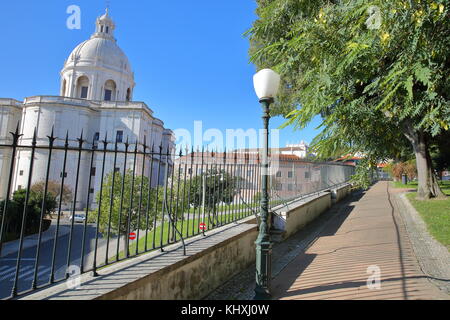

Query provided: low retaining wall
[20,221,257,300]
[273,192,332,239]
[102,225,258,300]
[273,183,352,239]
[331,183,353,203]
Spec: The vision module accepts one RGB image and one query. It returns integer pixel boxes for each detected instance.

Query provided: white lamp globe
[253,69,281,101]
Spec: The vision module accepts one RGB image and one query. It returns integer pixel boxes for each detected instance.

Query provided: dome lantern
[93,8,116,41]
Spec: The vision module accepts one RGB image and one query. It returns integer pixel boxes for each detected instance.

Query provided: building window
[60,172,67,178]
[106,26,109,34]
[247,171,252,177]
[101,25,104,32]
[288,184,293,191]
[19,170,24,176]
[91,167,96,176]
[305,172,310,179]
[104,89,112,101]
[116,131,124,143]
[18,185,22,190]
[276,183,282,191]
[188,168,192,175]
[288,171,293,178]
[94,132,100,141]
[276,171,282,178]
[81,86,88,99]
[90,188,95,194]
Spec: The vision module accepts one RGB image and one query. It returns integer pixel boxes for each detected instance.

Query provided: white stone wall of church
[0,103,22,199]
[62,67,134,102]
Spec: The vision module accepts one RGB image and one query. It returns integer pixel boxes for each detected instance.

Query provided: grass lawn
[407,192,450,249]
[396,181,450,249]
[112,210,253,261]
[391,181,418,189]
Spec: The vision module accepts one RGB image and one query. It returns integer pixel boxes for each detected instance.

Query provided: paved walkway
[271,181,449,300]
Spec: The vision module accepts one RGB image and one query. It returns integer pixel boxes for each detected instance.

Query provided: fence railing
[0,127,354,300]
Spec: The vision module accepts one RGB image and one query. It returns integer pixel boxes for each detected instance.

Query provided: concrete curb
[395,192,450,295]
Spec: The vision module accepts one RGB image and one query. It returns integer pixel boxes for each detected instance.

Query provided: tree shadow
[270,191,365,297]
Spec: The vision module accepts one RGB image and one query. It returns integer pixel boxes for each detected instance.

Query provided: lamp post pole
[254,97,273,300]
[252,68,280,300]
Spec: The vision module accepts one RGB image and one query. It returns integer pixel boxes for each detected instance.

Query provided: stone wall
[100,226,258,300]
[273,184,352,239]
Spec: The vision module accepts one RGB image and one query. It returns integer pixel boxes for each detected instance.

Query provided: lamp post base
[254,287,272,300]
[254,236,272,300]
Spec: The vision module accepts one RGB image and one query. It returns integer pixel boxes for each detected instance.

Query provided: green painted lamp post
[253,68,281,300]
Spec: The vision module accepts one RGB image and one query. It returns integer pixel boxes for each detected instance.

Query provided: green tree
[92,169,189,253]
[247,0,449,199]
[0,188,55,241]
[31,181,73,206]
[351,158,376,190]
[189,168,240,226]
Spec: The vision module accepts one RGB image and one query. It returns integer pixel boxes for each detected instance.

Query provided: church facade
[0,10,175,209]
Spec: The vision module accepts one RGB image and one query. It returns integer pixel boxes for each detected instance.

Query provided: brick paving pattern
[272,181,449,300]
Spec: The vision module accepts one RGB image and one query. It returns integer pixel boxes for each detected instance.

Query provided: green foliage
[406,182,450,248]
[189,168,240,211]
[351,159,376,190]
[431,130,450,173]
[31,180,73,205]
[90,170,188,235]
[247,0,450,166]
[253,191,262,204]
[0,188,55,241]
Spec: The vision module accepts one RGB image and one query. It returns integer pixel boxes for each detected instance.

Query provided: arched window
[104,80,116,101]
[76,76,90,99]
[126,88,131,101]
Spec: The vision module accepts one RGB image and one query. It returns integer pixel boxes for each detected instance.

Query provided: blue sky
[0,0,322,150]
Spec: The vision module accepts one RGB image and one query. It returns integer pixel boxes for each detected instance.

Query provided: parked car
[69,213,86,223]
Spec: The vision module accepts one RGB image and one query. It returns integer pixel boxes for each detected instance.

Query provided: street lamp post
[253,69,281,300]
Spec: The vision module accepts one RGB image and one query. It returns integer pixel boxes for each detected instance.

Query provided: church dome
[65,37,132,74]
[60,9,135,102]
[64,8,132,75]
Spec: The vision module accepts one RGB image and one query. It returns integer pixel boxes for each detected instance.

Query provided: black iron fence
[0,127,354,300]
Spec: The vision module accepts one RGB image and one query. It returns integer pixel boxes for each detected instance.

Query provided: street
[0,220,123,299]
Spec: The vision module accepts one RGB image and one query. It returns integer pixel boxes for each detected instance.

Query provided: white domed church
[0,10,175,209]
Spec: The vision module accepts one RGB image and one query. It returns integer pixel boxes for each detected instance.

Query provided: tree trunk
[403,123,446,200]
